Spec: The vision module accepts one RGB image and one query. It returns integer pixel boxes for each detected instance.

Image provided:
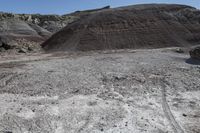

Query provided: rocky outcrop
[42,4,200,52]
[190,46,200,59]
[0,36,41,53]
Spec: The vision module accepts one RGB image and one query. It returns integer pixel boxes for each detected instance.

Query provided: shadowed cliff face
[42,4,200,51]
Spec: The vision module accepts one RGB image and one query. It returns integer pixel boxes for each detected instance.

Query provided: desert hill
[42,4,200,51]
[0,12,78,52]
[0,6,110,52]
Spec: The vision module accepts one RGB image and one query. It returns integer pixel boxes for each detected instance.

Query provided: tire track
[160,80,184,133]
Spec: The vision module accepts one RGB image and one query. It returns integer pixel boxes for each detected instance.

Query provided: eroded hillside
[0,6,110,53]
[42,4,200,51]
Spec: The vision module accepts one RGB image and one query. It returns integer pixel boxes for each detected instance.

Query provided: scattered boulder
[190,46,200,60]
[175,48,184,53]
[1,42,17,50]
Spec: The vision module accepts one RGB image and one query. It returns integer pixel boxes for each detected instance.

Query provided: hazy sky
[0,0,199,15]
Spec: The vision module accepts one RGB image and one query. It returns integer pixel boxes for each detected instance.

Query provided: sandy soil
[0,48,199,133]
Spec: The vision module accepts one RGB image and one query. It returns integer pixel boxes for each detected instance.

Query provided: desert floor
[0,48,199,133]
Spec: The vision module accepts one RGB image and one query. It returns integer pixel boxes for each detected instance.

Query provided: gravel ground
[0,48,199,133]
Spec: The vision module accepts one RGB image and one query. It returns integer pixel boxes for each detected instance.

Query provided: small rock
[183,113,187,117]
[87,101,97,106]
[28,47,33,51]
[190,46,200,60]
[175,48,184,53]
[18,48,27,53]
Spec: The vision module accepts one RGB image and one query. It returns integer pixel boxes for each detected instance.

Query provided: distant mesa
[42,4,200,52]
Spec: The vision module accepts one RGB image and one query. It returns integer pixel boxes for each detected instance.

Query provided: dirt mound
[42,4,200,51]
